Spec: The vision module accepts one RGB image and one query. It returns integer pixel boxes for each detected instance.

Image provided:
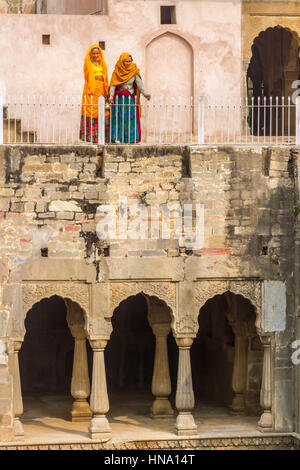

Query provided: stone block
[0,199,10,211]
[49,200,81,212]
[0,188,14,197]
[262,281,286,333]
[37,212,56,219]
[119,163,131,173]
[56,212,75,220]
[24,202,35,212]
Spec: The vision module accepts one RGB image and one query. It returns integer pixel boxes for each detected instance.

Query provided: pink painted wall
[0,0,242,102]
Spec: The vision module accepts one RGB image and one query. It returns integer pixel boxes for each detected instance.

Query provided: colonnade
[9,294,273,441]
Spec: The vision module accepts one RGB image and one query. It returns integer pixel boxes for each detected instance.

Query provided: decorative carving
[194,280,261,329]
[194,281,227,309]
[229,281,261,329]
[0,435,297,451]
[89,317,113,338]
[175,315,198,336]
[109,282,176,320]
[22,283,90,337]
[23,283,90,317]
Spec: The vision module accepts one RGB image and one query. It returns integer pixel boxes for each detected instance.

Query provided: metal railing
[0,94,299,146]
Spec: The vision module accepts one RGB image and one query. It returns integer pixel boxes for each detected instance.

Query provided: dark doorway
[105,294,178,415]
[20,296,74,395]
[247,26,300,136]
[191,293,262,416]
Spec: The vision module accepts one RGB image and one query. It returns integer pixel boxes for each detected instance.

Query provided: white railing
[0,95,300,146]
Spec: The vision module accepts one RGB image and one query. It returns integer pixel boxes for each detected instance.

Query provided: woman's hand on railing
[109,97,114,105]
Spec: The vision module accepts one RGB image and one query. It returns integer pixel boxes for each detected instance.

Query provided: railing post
[98,95,105,146]
[197,96,204,145]
[0,96,3,145]
[296,96,300,146]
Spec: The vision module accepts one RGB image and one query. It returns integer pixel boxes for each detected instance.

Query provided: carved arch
[22,283,90,338]
[193,280,261,331]
[109,282,176,326]
[251,26,300,50]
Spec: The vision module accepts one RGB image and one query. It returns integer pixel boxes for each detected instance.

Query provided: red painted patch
[0,212,3,219]
[20,238,32,243]
[208,215,226,220]
[145,218,163,222]
[65,225,81,232]
[193,248,231,255]
[128,193,139,199]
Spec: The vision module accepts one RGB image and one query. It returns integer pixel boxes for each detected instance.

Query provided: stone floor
[17,392,261,444]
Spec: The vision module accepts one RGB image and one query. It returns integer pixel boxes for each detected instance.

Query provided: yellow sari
[81,44,109,119]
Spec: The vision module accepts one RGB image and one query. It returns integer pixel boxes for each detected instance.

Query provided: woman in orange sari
[80,45,109,143]
[109,53,151,143]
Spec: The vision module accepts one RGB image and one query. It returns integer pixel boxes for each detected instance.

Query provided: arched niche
[146,32,194,99]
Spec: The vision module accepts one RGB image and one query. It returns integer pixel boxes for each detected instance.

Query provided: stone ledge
[0,434,298,450]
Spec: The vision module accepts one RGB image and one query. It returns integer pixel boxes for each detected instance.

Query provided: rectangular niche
[160,5,176,25]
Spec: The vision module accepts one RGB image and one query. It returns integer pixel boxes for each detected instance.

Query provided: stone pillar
[0,340,14,442]
[89,339,111,441]
[258,334,273,432]
[11,341,24,440]
[150,322,173,418]
[229,322,250,414]
[69,324,92,422]
[175,337,197,436]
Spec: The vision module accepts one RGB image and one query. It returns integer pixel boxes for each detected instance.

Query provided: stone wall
[0,143,298,440]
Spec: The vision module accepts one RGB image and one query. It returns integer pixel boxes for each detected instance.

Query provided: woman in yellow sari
[80,45,109,143]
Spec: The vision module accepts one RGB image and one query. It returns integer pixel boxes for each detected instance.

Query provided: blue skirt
[109,94,141,144]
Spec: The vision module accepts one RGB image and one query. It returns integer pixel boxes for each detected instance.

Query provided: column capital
[175,337,194,349]
[69,323,86,341]
[151,322,171,338]
[13,341,23,353]
[89,339,108,351]
[258,333,273,346]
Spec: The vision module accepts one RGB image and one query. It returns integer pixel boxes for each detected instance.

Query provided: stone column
[258,334,273,432]
[175,337,197,436]
[89,339,111,441]
[69,324,92,422]
[0,340,14,442]
[229,322,251,414]
[150,322,173,418]
[11,341,24,440]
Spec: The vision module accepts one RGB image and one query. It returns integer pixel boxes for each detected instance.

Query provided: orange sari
[81,44,109,119]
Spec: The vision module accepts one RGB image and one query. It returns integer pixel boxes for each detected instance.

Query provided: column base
[151,397,174,419]
[89,414,111,441]
[71,399,92,422]
[176,412,198,436]
[13,418,24,441]
[229,395,245,415]
[257,411,273,432]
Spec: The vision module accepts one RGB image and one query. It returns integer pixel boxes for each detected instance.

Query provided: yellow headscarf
[84,44,109,96]
[110,53,142,116]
